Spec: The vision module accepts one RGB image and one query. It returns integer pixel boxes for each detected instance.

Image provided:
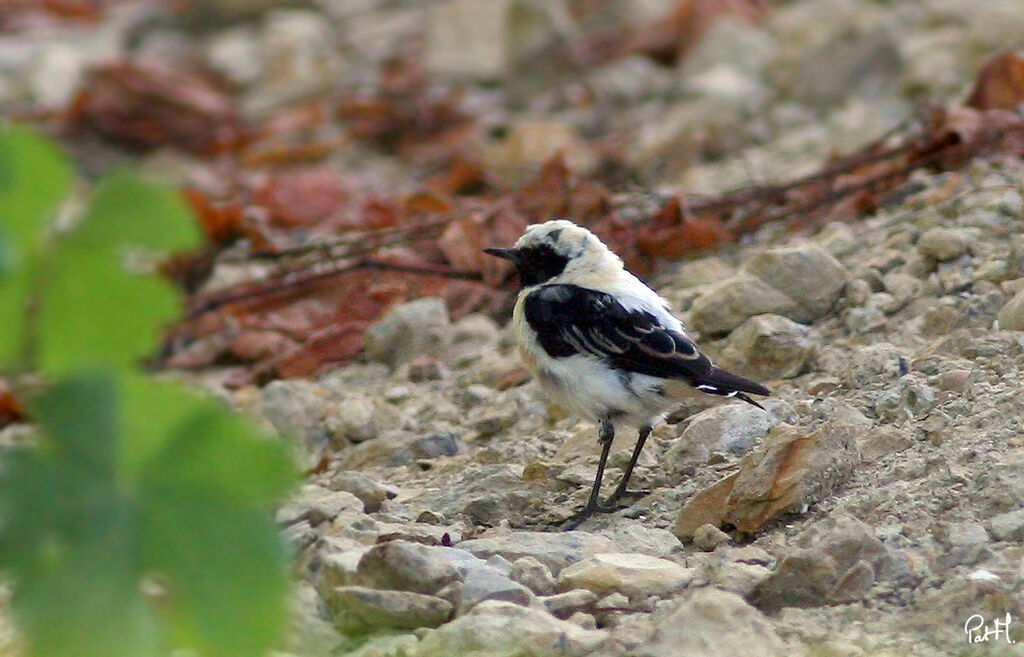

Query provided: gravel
[25,0,1023,654]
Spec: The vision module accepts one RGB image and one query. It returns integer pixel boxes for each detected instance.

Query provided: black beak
[483,247,519,263]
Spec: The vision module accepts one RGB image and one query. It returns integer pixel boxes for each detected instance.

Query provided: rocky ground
[251,155,1024,657]
[6,0,1024,655]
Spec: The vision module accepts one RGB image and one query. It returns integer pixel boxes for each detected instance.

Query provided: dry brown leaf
[966,50,1024,111]
[69,60,244,155]
[636,197,733,258]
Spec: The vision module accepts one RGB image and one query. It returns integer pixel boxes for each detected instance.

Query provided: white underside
[534,354,672,428]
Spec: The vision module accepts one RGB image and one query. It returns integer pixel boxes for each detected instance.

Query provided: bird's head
[484,219,621,287]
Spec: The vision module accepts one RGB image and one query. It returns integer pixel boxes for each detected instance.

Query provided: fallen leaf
[69,60,245,155]
[0,390,27,428]
[966,50,1024,111]
[636,197,733,258]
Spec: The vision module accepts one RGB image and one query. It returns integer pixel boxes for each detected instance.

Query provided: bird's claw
[603,488,651,509]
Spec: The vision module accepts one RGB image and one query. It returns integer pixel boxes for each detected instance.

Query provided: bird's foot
[602,487,651,509]
[558,500,619,530]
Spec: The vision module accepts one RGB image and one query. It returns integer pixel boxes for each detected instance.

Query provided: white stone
[557,553,694,598]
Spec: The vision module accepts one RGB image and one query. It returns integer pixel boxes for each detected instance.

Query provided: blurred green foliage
[0,123,297,657]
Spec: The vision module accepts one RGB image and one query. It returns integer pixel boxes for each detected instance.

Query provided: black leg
[561,418,615,530]
[605,424,652,508]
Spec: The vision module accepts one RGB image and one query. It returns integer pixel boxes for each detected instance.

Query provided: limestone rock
[635,588,786,657]
[707,561,772,598]
[414,600,609,657]
[917,227,971,261]
[456,558,536,613]
[988,508,1024,542]
[556,552,694,599]
[328,470,396,513]
[425,0,560,81]
[364,298,451,369]
[691,244,847,334]
[675,423,860,539]
[690,274,801,335]
[509,557,558,596]
[541,589,599,619]
[459,531,617,575]
[997,289,1024,331]
[692,524,731,551]
[742,244,848,322]
[666,403,776,466]
[788,22,902,109]
[591,523,681,558]
[750,515,906,611]
[275,485,364,525]
[323,393,386,443]
[485,121,596,176]
[354,540,461,596]
[717,313,814,380]
[420,464,540,526]
[326,585,452,633]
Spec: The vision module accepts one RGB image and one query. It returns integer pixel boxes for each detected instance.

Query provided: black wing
[523,284,713,381]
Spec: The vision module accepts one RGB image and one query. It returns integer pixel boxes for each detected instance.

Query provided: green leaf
[71,172,201,255]
[117,377,295,502]
[0,123,73,258]
[37,246,182,374]
[0,226,12,274]
[135,383,295,657]
[0,263,30,371]
[141,497,290,657]
[1,374,158,657]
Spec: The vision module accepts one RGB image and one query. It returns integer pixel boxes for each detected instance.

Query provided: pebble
[708,561,773,598]
[997,289,1024,331]
[364,298,452,369]
[541,589,599,619]
[675,423,860,540]
[987,508,1024,542]
[743,244,848,320]
[275,485,364,525]
[324,394,383,443]
[666,403,775,466]
[690,274,801,335]
[917,227,971,261]
[328,470,396,513]
[692,524,731,551]
[717,313,814,380]
[509,556,558,596]
[943,522,990,548]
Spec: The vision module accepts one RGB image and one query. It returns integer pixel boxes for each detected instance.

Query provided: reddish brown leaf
[335,53,471,154]
[438,216,486,275]
[428,161,492,196]
[0,391,27,428]
[253,169,351,229]
[404,191,454,215]
[636,197,733,258]
[69,60,245,155]
[183,188,245,244]
[966,51,1024,111]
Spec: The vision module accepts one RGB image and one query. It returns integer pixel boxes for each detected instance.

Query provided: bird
[484,219,770,529]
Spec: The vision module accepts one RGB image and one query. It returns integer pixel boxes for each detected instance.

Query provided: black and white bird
[484,219,770,528]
